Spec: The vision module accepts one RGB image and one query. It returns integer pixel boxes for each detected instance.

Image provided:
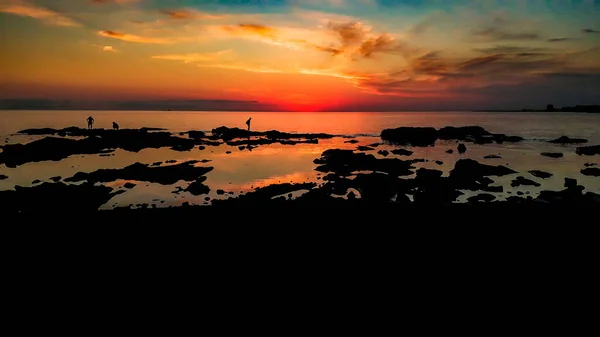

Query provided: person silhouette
[87,116,94,130]
[246,117,252,131]
[113,122,119,130]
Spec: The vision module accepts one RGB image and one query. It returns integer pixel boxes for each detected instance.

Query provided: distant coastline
[474,104,600,113]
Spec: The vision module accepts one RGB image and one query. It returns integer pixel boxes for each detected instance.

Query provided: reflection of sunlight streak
[211,171,318,192]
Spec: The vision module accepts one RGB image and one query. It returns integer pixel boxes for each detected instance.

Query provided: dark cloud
[472,28,540,41]
[357,35,397,58]
[582,28,599,34]
[474,46,548,54]
[547,37,573,42]
[159,9,194,19]
[410,52,449,76]
[327,22,366,47]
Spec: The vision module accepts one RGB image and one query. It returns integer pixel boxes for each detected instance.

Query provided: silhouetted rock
[0,182,123,212]
[226,151,232,154]
[32,180,41,184]
[584,163,598,167]
[576,145,600,156]
[511,176,541,187]
[468,193,496,203]
[435,160,443,165]
[541,152,563,158]
[377,150,389,157]
[210,126,335,142]
[564,178,577,188]
[357,146,374,151]
[391,149,413,156]
[198,146,206,150]
[380,127,438,146]
[313,149,414,176]
[457,143,467,154]
[124,182,136,189]
[449,159,517,190]
[187,130,206,139]
[484,154,502,159]
[0,128,221,167]
[548,136,588,144]
[151,161,162,166]
[438,126,490,140]
[213,183,316,205]
[446,149,453,154]
[184,176,210,196]
[345,139,359,144]
[529,170,552,179]
[217,189,225,195]
[64,161,213,185]
[0,174,7,180]
[581,167,600,177]
[368,143,381,147]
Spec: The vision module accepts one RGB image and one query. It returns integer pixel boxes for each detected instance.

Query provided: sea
[1,110,599,208]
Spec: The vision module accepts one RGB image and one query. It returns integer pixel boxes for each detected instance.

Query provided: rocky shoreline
[1,125,599,214]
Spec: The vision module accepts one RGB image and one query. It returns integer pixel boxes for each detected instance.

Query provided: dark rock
[380,127,437,146]
[368,143,381,147]
[32,179,41,184]
[529,170,553,179]
[449,159,517,190]
[124,182,136,189]
[576,145,600,156]
[457,143,467,154]
[438,126,490,140]
[170,143,195,151]
[238,146,246,150]
[357,146,374,151]
[541,152,563,158]
[0,174,8,180]
[213,183,316,205]
[581,167,600,177]
[205,197,211,201]
[564,178,577,188]
[510,176,541,187]
[548,136,587,144]
[64,161,213,185]
[467,193,496,203]
[446,149,453,154]
[198,145,206,150]
[165,160,177,163]
[0,182,123,213]
[188,130,206,140]
[226,151,232,154]
[377,150,389,157]
[416,168,443,181]
[184,176,211,196]
[484,154,502,159]
[435,160,443,165]
[200,159,211,163]
[217,189,225,195]
[584,163,598,167]
[483,185,503,193]
[151,161,162,166]
[347,191,356,200]
[313,149,414,176]
[211,126,334,142]
[345,139,359,144]
[517,191,524,196]
[391,149,413,156]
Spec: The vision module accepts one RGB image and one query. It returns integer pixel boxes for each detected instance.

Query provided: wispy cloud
[582,28,599,34]
[98,30,173,44]
[151,50,231,63]
[91,0,141,4]
[159,8,225,20]
[0,0,80,27]
[92,44,118,52]
[547,37,573,42]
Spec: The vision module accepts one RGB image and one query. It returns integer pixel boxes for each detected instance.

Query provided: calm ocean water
[1,110,599,209]
[1,110,600,142]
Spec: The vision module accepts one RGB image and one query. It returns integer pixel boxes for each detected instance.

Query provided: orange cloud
[98,30,172,44]
[151,50,231,63]
[0,0,79,27]
[222,23,277,38]
[92,44,118,52]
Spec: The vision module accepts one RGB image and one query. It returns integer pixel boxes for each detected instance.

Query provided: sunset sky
[1,0,599,111]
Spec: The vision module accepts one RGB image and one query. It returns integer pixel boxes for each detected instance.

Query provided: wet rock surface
[511,176,541,187]
[211,126,335,142]
[548,136,588,144]
[64,161,213,185]
[576,145,600,156]
[581,167,600,177]
[381,125,523,146]
[0,182,123,212]
[541,152,563,158]
[529,170,553,179]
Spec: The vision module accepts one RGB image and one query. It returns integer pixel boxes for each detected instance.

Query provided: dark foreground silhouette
[1,125,599,219]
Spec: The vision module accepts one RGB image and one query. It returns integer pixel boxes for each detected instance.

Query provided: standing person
[246,117,252,131]
[87,116,94,130]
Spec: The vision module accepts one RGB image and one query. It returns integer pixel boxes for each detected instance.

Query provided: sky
[1,0,599,111]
